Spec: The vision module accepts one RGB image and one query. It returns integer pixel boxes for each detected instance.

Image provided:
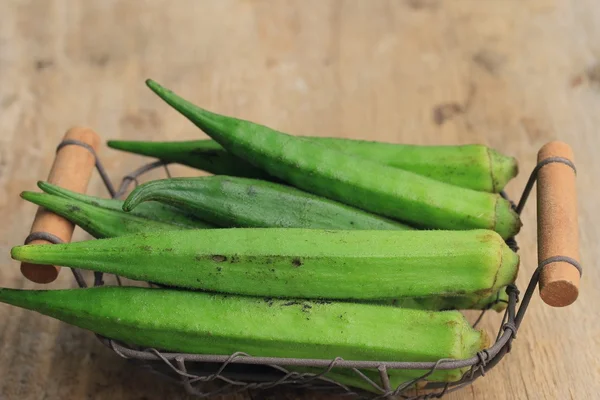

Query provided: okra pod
[143,80,522,239]
[0,286,489,382]
[123,176,412,230]
[37,181,213,229]
[11,229,519,301]
[107,138,517,193]
[20,191,192,239]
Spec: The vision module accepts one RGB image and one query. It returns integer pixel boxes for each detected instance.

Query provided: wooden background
[1,1,598,399]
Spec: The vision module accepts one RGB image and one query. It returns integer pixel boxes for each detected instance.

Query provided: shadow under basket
[21,134,582,400]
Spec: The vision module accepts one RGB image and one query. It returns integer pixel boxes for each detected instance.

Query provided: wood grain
[0,1,598,399]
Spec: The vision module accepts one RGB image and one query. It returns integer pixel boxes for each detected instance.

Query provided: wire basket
[21,135,582,399]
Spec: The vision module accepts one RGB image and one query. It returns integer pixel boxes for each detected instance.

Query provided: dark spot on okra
[212,255,227,262]
[264,297,274,306]
[473,287,494,297]
[67,205,81,213]
[91,201,100,207]
[316,299,332,305]
[229,255,240,263]
[247,185,257,197]
[139,245,152,253]
[445,320,459,328]
[216,267,222,272]
[270,268,275,272]
[165,248,174,252]
[291,258,303,267]
[283,301,300,306]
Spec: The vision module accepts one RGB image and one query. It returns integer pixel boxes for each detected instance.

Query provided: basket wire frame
[40,139,579,399]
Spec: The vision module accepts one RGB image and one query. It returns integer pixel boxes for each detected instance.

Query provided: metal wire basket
[20,132,582,399]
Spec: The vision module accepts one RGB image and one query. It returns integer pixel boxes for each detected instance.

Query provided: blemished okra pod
[123,176,412,230]
[11,229,519,301]
[20,191,192,239]
[0,286,489,382]
[388,288,509,312]
[143,79,522,239]
[37,181,213,229]
[122,176,508,312]
[107,138,518,193]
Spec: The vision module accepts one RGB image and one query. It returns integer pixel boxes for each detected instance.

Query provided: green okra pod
[20,191,192,239]
[0,286,489,382]
[123,176,412,230]
[122,176,510,312]
[142,79,522,239]
[37,181,213,229]
[106,139,518,193]
[388,288,509,312]
[11,228,519,301]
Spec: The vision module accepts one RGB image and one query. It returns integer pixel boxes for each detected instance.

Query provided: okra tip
[121,199,135,212]
[10,245,28,263]
[145,79,171,103]
[122,182,158,212]
[490,290,510,313]
[37,180,49,191]
[493,196,522,240]
[145,79,166,96]
[10,244,56,266]
[20,190,55,210]
[495,241,520,291]
[106,140,126,150]
[37,180,58,195]
[105,139,153,155]
[488,148,519,192]
[20,190,39,202]
[448,313,490,361]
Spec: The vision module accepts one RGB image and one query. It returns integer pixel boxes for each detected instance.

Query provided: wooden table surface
[1,1,598,399]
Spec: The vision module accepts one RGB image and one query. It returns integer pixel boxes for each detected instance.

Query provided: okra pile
[4,79,522,393]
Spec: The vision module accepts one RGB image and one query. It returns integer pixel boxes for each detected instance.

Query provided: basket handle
[536,141,581,307]
[20,127,101,284]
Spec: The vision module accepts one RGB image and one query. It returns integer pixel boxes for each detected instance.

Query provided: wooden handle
[537,141,580,307]
[20,127,101,284]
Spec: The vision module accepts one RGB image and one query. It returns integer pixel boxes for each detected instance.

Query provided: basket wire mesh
[33,139,578,399]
